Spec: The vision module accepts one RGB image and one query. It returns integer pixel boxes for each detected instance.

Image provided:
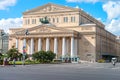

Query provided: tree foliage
[32,50,56,63]
[6,46,22,60]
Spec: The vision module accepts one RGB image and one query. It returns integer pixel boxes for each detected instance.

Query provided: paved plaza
[0,63,120,80]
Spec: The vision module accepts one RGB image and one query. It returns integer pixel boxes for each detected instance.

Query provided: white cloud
[103,1,120,20]
[97,18,102,22]
[0,17,22,33]
[105,19,120,35]
[0,0,17,10]
[66,0,116,3]
[66,0,99,3]
[102,1,120,35]
[75,5,79,8]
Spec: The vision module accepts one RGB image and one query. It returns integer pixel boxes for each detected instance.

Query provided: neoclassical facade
[9,3,120,62]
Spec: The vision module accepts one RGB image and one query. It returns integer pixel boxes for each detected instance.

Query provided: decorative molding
[36,27,51,32]
[23,3,77,15]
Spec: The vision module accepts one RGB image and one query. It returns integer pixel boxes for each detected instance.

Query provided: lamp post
[0,30,5,54]
[22,29,29,65]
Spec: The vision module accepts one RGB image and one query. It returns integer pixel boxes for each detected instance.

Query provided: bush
[98,59,105,63]
[32,50,56,63]
[9,60,40,65]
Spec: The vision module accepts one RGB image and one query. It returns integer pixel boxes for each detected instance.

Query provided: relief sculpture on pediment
[36,27,51,32]
[40,6,63,13]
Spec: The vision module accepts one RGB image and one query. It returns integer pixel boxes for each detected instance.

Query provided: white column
[62,37,66,58]
[38,38,42,51]
[30,38,34,54]
[74,39,78,57]
[71,37,74,58]
[46,38,50,51]
[54,37,58,58]
[28,40,30,54]
[23,38,26,47]
[16,38,18,49]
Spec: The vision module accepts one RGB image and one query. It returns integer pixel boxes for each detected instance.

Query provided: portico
[13,25,79,60]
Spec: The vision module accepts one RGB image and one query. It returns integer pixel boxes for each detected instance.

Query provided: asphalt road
[0,63,120,80]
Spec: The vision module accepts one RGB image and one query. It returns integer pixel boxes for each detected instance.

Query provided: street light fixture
[22,29,29,65]
[0,30,5,54]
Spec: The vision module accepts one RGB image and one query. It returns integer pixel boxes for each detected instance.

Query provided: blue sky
[0,0,120,35]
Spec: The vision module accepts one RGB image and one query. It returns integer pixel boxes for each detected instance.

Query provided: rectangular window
[25,19,27,25]
[71,16,75,22]
[57,18,59,23]
[28,19,30,24]
[25,19,30,25]
[53,18,55,23]
[32,19,34,24]
[34,19,36,24]
[48,18,51,21]
[64,17,68,22]
[32,19,36,24]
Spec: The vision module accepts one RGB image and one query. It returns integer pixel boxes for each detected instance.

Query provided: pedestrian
[112,57,117,67]
[2,58,6,66]
[13,58,16,67]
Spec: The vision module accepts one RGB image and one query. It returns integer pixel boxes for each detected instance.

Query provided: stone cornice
[14,24,76,35]
[23,11,79,16]
[10,31,78,38]
[79,9,105,28]
[80,32,96,35]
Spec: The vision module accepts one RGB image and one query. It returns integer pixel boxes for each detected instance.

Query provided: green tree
[6,46,22,60]
[32,50,56,63]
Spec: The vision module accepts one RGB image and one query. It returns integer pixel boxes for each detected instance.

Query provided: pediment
[16,24,74,35]
[23,3,79,15]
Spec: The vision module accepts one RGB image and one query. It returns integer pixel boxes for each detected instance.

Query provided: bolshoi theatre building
[9,3,120,62]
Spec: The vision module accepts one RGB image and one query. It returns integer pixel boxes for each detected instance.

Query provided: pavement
[0,63,120,80]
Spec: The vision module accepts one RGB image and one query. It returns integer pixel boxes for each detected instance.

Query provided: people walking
[13,58,16,67]
[111,57,117,67]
